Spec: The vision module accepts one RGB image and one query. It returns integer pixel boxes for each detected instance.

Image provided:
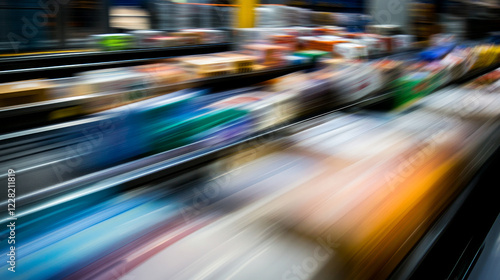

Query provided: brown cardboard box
[0,79,53,107]
[215,52,257,73]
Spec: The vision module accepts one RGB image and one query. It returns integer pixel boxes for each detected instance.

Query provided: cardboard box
[0,79,53,107]
[216,52,256,73]
[243,44,289,67]
[180,56,235,79]
[334,43,368,59]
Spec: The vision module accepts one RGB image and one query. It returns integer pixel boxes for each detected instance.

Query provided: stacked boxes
[243,44,289,68]
[334,43,368,59]
[156,1,177,30]
[216,52,256,73]
[306,36,351,52]
[177,56,235,79]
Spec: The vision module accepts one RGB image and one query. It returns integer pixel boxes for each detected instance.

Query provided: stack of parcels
[188,2,212,28]
[175,3,193,29]
[155,0,177,30]
[234,28,277,47]
[215,6,236,29]
[282,6,305,26]
[296,7,312,26]
[255,7,279,28]
[268,5,289,27]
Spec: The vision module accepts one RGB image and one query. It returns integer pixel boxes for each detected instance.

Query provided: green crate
[92,34,135,51]
[392,71,443,108]
[293,50,330,63]
[151,108,248,153]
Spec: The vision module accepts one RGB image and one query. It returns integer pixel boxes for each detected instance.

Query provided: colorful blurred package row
[2,78,326,196]
[0,50,307,113]
[176,52,260,78]
[464,68,500,92]
[0,55,406,197]
[88,29,229,51]
[419,67,500,121]
[3,40,500,124]
[390,44,500,108]
[235,26,415,57]
[6,53,500,201]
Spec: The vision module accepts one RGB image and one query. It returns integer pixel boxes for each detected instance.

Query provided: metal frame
[0,0,110,53]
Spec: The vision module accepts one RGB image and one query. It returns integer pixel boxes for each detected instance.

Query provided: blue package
[418,43,456,61]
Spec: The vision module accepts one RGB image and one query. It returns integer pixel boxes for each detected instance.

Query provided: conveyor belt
[0,47,428,133]
[0,63,314,133]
